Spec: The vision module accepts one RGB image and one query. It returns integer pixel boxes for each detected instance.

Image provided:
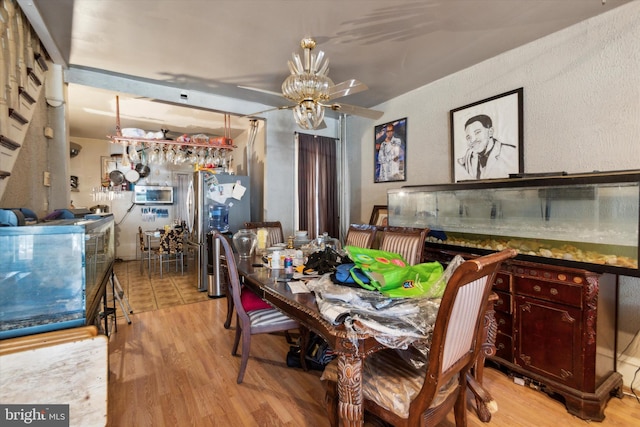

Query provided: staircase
[0,0,49,200]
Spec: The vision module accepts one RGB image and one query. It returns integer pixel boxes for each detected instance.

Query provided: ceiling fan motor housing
[282,73,333,103]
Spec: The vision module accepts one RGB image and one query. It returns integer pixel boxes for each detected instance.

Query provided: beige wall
[347,2,640,387]
[0,86,52,215]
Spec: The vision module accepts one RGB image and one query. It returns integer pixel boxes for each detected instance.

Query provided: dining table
[235,254,499,427]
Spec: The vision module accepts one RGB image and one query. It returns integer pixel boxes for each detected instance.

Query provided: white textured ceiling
[20,0,631,140]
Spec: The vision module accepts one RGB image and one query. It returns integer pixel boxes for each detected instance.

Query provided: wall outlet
[43,171,51,187]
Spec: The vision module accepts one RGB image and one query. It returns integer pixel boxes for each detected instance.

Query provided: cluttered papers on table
[285,281,310,294]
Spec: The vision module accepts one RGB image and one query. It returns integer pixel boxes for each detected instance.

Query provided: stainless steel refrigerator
[186,171,251,293]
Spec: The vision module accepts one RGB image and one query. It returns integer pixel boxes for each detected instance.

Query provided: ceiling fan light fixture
[282,37,335,129]
[259,37,377,129]
[293,100,325,130]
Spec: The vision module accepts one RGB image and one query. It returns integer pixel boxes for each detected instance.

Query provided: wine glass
[148,143,159,164]
[187,149,199,165]
[197,148,206,166]
[174,148,186,165]
[128,141,140,163]
[165,146,176,164]
[204,148,215,168]
[157,146,166,164]
[226,154,234,173]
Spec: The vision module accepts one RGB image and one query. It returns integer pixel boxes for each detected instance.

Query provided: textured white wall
[347,1,640,386]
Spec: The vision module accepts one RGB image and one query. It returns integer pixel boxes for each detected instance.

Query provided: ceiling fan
[245,37,383,129]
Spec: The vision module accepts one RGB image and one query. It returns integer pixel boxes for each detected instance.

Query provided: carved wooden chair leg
[453,372,470,426]
[467,372,496,422]
[224,293,234,329]
[236,324,251,384]
[232,315,241,356]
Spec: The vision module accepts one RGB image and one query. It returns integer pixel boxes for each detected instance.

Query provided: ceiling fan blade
[328,103,383,120]
[241,105,293,119]
[237,85,284,98]
[328,79,368,100]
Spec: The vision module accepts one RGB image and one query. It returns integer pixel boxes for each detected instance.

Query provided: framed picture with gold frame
[369,205,388,226]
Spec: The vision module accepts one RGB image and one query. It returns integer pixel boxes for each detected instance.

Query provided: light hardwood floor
[107,264,640,426]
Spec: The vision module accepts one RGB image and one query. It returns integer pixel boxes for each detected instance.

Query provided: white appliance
[185,171,251,292]
[134,185,174,204]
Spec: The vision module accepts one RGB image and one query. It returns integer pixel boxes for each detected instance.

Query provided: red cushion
[240,289,271,312]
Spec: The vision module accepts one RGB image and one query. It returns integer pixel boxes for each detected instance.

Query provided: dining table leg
[336,354,364,427]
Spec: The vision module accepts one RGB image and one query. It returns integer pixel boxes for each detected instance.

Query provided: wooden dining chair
[227,221,285,328]
[344,224,377,248]
[213,231,302,383]
[322,248,517,427]
[378,226,428,265]
[222,221,284,330]
[220,241,274,331]
[243,221,284,247]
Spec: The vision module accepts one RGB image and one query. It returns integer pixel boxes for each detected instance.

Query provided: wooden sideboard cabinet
[500,261,622,421]
[423,248,623,421]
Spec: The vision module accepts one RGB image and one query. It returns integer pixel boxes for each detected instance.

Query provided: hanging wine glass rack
[108,135,235,150]
[107,95,236,150]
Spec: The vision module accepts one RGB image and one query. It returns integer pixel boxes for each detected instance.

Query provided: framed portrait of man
[450,88,523,183]
[374,118,407,183]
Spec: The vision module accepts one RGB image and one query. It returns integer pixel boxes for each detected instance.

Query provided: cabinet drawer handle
[499,318,506,325]
[497,343,505,350]
[533,285,541,292]
[550,288,558,295]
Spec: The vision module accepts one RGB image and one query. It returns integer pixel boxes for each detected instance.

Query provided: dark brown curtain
[297,133,338,240]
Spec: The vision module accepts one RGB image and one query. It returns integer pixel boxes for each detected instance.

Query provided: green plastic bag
[344,246,445,298]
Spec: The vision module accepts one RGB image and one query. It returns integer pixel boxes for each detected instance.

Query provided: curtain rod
[294,131,341,141]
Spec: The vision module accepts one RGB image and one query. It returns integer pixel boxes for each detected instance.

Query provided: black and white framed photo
[374,118,407,183]
[450,88,523,182]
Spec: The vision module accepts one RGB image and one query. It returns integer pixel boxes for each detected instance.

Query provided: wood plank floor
[107,263,640,426]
